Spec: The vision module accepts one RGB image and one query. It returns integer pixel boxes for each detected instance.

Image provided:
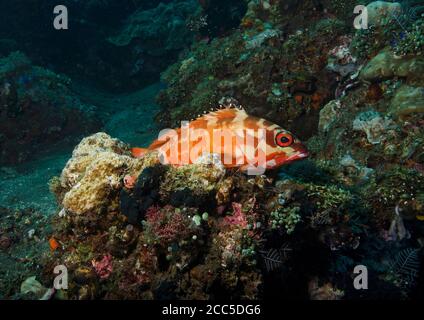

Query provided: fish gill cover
[0,0,423,302]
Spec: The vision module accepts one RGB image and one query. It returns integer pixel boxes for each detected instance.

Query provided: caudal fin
[131,147,148,158]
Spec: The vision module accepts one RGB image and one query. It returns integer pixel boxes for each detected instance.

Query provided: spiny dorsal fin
[190,97,245,122]
[191,107,248,125]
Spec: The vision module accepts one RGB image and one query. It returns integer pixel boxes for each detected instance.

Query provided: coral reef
[366,1,402,27]
[350,0,423,60]
[360,48,424,82]
[147,0,424,300]
[59,133,135,215]
[389,84,424,118]
[42,121,422,300]
[155,2,349,139]
[42,133,265,299]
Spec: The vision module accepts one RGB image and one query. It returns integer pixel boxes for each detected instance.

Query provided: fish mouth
[286,151,309,162]
[268,146,309,168]
[281,145,310,163]
[271,150,309,168]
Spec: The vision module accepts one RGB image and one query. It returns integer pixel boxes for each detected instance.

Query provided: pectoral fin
[131,147,148,158]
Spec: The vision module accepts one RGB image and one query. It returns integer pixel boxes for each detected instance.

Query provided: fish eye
[275,131,294,147]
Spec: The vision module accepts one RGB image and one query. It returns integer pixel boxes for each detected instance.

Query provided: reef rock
[389,85,424,118]
[245,29,281,50]
[58,134,228,216]
[360,49,424,82]
[319,100,343,133]
[352,110,394,145]
[156,11,346,131]
[60,133,137,215]
[160,153,226,207]
[366,1,402,27]
[60,133,131,188]
[62,152,133,215]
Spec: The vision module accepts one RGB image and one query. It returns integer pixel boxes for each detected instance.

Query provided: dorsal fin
[190,97,245,122]
[190,107,248,128]
[191,102,246,121]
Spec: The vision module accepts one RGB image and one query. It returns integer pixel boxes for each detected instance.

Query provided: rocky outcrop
[106,0,200,87]
[389,84,424,118]
[0,52,101,165]
[366,1,402,27]
[108,0,199,50]
[360,49,424,82]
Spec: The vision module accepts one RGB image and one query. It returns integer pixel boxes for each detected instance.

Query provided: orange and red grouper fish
[130,106,308,176]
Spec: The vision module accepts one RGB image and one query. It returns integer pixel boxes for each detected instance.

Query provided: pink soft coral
[145,206,191,244]
[92,254,113,279]
[223,202,248,228]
